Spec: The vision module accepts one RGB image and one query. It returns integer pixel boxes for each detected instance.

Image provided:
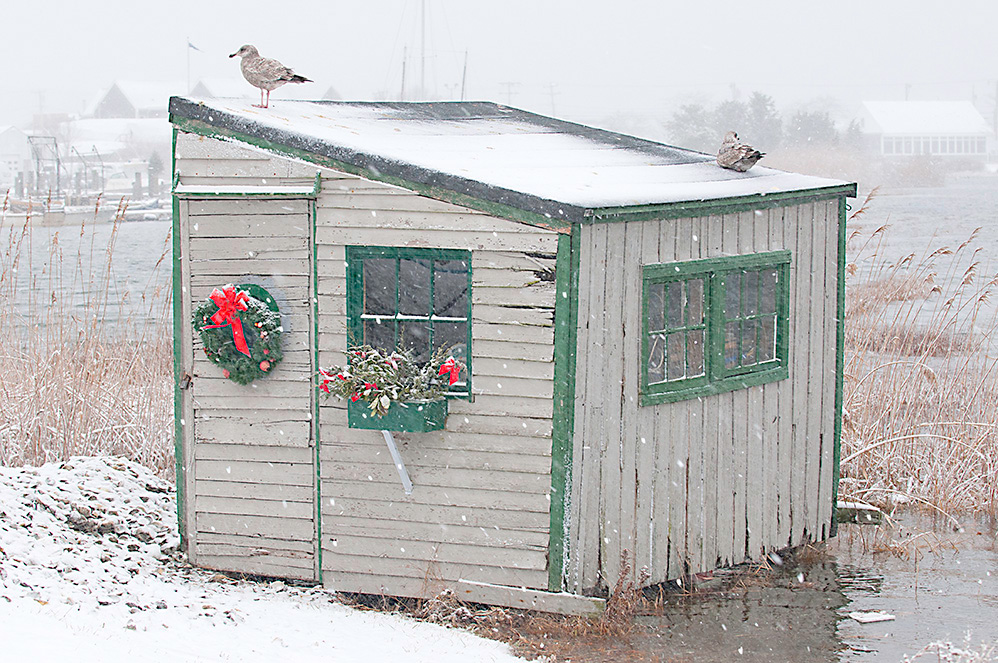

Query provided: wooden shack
[169,97,856,612]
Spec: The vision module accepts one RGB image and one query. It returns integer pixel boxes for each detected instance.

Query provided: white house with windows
[0,125,30,193]
[169,97,855,612]
[860,101,993,159]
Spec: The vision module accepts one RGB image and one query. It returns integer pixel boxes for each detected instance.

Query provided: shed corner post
[831,195,848,537]
[549,226,581,592]
[170,126,187,549]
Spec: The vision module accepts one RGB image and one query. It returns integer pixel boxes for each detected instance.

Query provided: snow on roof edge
[169,96,855,226]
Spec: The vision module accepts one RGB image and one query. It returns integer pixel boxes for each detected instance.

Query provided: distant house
[192,78,341,102]
[860,101,993,158]
[90,82,184,119]
[0,126,30,192]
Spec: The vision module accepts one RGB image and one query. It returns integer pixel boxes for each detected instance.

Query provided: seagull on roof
[717,131,765,172]
[229,44,312,108]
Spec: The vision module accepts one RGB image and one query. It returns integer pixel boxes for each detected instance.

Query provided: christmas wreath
[194,283,284,385]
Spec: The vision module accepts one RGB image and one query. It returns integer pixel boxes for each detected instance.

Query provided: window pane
[724,321,740,369]
[648,334,665,384]
[740,319,758,366]
[434,260,468,317]
[688,329,705,377]
[667,332,686,381]
[364,318,395,352]
[725,272,741,319]
[688,278,704,325]
[400,321,430,363]
[647,283,665,332]
[363,258,396,315]
[398,258,431,316]
[759,316,777,362]
[666,281,683,328]
[434,321,468,384]
[760,269,778,314]
[743,270,759,316]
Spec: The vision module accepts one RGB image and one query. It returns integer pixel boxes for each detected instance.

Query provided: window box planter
[347,398,448,432]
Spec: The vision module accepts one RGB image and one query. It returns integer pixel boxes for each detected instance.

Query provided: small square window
[347,246,472,396]
[641,251,790,405]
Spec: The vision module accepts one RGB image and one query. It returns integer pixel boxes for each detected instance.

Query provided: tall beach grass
[840,190,998,517]
[0,193,173,475]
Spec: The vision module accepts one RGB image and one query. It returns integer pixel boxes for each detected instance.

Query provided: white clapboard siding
[175,142,318,583]
[314,176,558,594]
[568,199,840,594]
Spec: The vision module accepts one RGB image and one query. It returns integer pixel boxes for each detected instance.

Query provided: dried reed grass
[0,194,173,475]
[841,191,998,516]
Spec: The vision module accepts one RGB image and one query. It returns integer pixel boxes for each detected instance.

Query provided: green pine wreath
[193,284,284,385]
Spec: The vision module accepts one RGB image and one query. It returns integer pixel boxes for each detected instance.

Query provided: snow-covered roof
[169,97,854,226]
[861,101,992,136]
[192,78,340,102]
[89,82,184,117]
[62,118,172,155]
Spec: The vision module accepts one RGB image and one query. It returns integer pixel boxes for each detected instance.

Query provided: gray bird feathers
[229,44,312,108]
[717,131,764,172]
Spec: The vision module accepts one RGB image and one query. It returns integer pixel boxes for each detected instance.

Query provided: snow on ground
[0,457,525,662]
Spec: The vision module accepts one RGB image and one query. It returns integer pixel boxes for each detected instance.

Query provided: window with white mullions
[348,246,472,395]
[641,250,790,406]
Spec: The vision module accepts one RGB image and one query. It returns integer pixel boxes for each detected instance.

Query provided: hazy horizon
[4,0,997,130]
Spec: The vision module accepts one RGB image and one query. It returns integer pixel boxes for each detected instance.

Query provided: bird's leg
[265,89,270,108]
[253,88,265,108]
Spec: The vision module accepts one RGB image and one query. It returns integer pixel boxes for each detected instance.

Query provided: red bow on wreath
[202,284,251,357]
[438,357,462,385]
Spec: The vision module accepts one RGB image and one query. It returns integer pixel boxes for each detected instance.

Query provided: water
[0,213,172,331]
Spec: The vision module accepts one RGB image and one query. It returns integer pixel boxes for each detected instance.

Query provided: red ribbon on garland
[202,284,251,356]
[438,357,461,385]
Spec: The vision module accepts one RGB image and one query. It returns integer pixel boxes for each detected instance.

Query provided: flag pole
[186,36,191,93]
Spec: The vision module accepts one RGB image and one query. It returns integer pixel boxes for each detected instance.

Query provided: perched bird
[229,44,311,108]
[717,131,765,172]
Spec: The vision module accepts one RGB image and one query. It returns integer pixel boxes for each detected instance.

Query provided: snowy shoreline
[0,456,525,662]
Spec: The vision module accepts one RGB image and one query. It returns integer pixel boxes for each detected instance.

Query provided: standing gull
[229,44,312,108]
[717,131,765,172]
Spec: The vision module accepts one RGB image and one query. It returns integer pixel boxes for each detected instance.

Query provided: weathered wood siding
[315,176,559,597]
[567,200,841,592]
[176,133,318,581]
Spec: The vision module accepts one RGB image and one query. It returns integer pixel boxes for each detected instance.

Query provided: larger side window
[346,246,471,396]
[641,250,790,405]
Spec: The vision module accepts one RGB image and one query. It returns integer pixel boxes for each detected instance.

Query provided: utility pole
[499,82,520,105]
[420,0,426,100]
[400,46,407,100]
[460,50,468,101]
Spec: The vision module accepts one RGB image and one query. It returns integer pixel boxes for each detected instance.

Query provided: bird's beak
[229,51,238,58]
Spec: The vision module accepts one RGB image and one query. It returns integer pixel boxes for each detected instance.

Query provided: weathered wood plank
[701,213,723,570]
[320,192,480,214]
[455,580,606,616]
[449,394,552,419]
[196,419,312,447]
[189,216,310,238]
[473,357,554,380]
[471,305,553,327]
[319,462,551,494]
[320,552,547,589]
[190,235,309,259]
[195,459,314,486]
[196,512,314,541]
[196,531,315,553]
[196,542,313,560]
[316,207,548,234]
[193,377,310,400]
[197,553,315,580]
[472,321,554,345]
[196,479,312,502]
[188,198,309,217]
[191,259,310,277]
[819,199,839,538]
[789,204,809,545]
[318,444,552,475]
[319,426,551,454]
[196,495,313,519]
[323,479,551,513]
[315,226,559,253]
[323,515,549,548]
[472,251,556,272]
[322,497,549,530]
[776,205,794,547]
[195,442,313,462]
[619,220,643,579]
[324,534,547,571]
[579,223,607,591]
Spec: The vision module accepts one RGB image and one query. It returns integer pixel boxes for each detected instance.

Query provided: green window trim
[346,245,473,398]
[641,250,791,406]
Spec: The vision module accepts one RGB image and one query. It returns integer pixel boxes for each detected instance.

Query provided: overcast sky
[4,0,997,129]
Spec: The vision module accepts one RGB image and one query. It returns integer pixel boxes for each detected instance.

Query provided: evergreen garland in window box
[194,283,284,385]
[318,345,464,432]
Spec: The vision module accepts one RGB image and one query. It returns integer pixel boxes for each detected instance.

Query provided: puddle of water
[536,512,998,662]
[832,512,998,661]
